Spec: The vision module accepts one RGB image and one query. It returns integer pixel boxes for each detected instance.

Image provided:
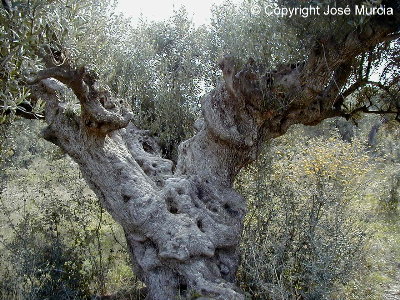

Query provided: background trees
[0,0,399,299]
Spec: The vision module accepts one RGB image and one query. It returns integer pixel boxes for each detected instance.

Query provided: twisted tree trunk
[28,8,399,299]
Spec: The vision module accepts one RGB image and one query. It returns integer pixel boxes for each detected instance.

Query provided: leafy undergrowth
[340,195,400,300]
[237,121,400,300]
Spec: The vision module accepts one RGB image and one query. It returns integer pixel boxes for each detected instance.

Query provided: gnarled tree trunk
[28,8,399,299]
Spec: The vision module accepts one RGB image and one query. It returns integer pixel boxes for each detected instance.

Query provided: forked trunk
[28,9,399,298]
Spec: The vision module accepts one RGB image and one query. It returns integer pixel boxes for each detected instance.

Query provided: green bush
[236,124,373,299]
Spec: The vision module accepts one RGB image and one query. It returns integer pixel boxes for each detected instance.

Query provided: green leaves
[0,0,122,123]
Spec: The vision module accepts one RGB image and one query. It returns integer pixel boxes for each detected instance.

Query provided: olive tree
[1,0,399,299]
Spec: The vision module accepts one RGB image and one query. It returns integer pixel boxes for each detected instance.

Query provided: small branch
[344,106,399,119]
[1,0,12,13]
[366,80,399,102]
[0,104,45,120]
[365,49,374,79]
[358,53,365,81]
[15,105,45,120]
[330,62,353,93]
[381,32,400,43]
[0,51,15,68]
[366,80,394,93]
[358,109,398,115]
[341,79,399,102]
[342,79,368,98]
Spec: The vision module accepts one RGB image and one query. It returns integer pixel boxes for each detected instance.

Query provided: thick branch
[27,66,89,99]
[177,5,400,185]
[28,65,133,135]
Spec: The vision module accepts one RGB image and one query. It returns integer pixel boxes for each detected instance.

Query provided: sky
[116,0,238,26]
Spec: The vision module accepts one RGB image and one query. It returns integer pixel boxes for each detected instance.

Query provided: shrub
[236,124,373,299]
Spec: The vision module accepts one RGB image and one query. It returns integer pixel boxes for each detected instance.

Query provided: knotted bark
[26,7,399,299]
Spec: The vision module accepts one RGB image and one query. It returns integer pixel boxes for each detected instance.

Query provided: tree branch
[1,0,12,13]
[176,5,400,184]
[342,79,368,98]
[27,64,133,135]
[344,106,399,119]
[366,80,398,100]
[381,32,400,43]
[27,66,89,99]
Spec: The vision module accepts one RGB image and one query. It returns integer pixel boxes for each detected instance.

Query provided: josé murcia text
[324,5,394,16]
[266,5,394,18]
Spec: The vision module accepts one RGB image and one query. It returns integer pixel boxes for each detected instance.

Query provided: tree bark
[27,7,399,299]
